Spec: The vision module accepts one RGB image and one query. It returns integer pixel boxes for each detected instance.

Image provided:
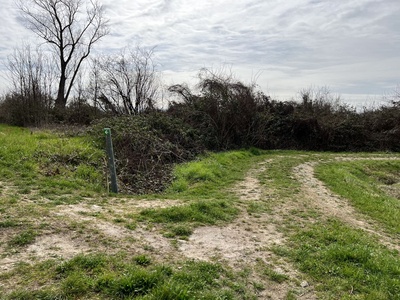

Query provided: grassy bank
[0,125,105,199]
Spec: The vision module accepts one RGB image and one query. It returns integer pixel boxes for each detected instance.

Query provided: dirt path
[179,161,316,299]
[1,154,399,298]
[293,160,400,253]
[179,161,280,263]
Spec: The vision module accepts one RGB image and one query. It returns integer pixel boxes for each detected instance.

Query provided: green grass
[0,124,105,196]
[2,253,252,300]
[143,149,269,219]
[140,200,238,224]
[139,200,239,240]
[133,255,152,266]
[0,124,108,261]
[261,154,400,299]
[257,151,310,198]
[253,257,292,286]
[315,159,400,234]
[246,201,270,214]
[0,219,20,228]
[167,150,265,198]
[164,224,193,239]
[285,219,400,299]
[8,229,37,247]
[139,150,265,231]
[263,267,289,283]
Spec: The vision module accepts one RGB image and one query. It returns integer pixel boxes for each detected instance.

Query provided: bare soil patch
[53,203,176,259]
[0,234,91,273]
[0,199,182,276]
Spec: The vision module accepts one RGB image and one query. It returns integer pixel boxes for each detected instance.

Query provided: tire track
[293,160,400,253]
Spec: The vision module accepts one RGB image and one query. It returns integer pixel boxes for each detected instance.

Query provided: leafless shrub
[297,86,347,115]
[90,46,161,115]
[1,44,55,126]
[168,68,269,149]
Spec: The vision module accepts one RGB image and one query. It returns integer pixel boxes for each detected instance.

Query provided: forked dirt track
[1,155,399,299]
[293,160,400,253]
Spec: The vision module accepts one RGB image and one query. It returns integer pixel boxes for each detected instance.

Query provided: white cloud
[0,0,399,106]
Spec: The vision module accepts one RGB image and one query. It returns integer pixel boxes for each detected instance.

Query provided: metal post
[104,128,118,193]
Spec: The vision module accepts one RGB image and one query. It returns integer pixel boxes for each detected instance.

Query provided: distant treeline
[1,69,399,193]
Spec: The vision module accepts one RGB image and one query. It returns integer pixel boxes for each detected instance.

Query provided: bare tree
[17,0,109,109]
[5,44,55,125]
[87,57,102,110]
[94,46,160,115]
[8,45,55,97]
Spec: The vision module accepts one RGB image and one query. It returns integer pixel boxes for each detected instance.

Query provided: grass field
[0,124,399,299]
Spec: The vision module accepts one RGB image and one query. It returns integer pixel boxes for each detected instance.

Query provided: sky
[0,0,399,108]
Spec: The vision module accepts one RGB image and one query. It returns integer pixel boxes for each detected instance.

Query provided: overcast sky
[1,0,399,107]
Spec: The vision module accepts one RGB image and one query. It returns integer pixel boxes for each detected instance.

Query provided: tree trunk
[55,74,66,109]
[54,66,67,121]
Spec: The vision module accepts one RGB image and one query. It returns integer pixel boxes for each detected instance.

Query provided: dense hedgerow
[86,75,399,194]
[168,71,400,152]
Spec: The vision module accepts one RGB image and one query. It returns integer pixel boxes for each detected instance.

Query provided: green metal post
[104,128,118,193]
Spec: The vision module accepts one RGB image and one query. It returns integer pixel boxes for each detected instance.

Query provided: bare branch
[17,0,109,109]
[92,46,160,115]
